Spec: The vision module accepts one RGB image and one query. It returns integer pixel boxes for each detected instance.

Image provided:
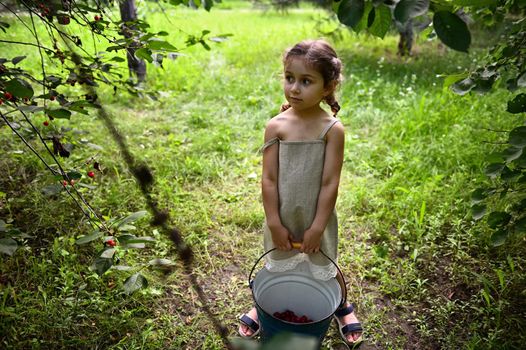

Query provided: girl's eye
[285,75,293,83]
[302,79,311,85]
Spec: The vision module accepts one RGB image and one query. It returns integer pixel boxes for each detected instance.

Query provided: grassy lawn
[1,1,525,349]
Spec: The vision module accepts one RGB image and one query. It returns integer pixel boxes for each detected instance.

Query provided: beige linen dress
[261,118,340,281]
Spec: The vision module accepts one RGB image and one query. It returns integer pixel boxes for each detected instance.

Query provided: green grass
[1,1,525,349]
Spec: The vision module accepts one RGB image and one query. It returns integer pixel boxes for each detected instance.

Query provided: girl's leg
[335,271,363,344]
[238,306,259,337]
[336,302,362,343]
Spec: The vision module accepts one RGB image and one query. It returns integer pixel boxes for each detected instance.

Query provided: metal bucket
[248,244,346,345]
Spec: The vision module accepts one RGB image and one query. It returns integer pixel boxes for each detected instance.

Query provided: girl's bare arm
[262,118,292,251]
[302,122,345,253]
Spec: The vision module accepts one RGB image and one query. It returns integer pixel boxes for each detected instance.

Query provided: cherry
[107,239,116,247]
[4,92,13,101]
[62,180,68,186]
[58,15,70,25]
[43,120,49,126]
[50,95,56,101]
[69,179,75,186]
[273,309,312,324]
[87,171,95,178]
[94,15,101,21]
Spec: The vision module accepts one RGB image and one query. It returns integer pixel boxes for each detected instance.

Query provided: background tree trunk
[119,0,147,83]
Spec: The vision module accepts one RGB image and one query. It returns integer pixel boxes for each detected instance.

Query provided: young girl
[238,39,363,346]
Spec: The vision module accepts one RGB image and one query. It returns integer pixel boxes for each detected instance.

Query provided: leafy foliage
[444,18,526,247]
[0,0,225,292]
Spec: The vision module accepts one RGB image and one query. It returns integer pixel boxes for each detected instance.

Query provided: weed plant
[0,1,525,349]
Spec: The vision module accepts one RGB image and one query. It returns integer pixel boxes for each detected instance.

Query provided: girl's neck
[289,104,327,120]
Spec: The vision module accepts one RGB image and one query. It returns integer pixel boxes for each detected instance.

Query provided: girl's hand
[270,224,293,251]
[301,227,323,254]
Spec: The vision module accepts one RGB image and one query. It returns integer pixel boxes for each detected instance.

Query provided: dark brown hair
[280,39,343,116]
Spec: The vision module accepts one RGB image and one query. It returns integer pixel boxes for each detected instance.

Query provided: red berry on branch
[58,15,70,25]
[94,15,100,21]
[87,171,95,178]
[4,92,13,100]
[107,239,116,247]
[43,120,49,126]
[50,95,56,101]
[69,179,75,186]
[62,180,68,186]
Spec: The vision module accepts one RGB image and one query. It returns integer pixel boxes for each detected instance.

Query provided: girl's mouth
[289,97,302,102]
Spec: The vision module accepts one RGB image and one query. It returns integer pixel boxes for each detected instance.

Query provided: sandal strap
[239,314,259,333]
[334,303,355,317]
[341,322,363,335]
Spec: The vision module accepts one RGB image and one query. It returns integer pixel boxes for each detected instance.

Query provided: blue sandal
[334,303,363,347]
[238,313,260,338]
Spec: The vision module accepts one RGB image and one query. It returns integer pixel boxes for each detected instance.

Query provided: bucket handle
[248,242,347,308]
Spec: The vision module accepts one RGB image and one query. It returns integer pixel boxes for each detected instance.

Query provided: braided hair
[281,40,343,116]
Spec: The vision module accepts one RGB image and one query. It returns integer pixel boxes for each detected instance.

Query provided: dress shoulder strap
[318,119,340,140]
[259,137,280,153]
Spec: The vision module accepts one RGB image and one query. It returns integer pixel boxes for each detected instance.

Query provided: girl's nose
[291,82,300,93]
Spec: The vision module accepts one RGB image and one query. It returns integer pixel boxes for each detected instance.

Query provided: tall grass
[1,1,524,349]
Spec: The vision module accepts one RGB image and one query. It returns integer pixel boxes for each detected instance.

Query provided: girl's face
[283,57,331,114]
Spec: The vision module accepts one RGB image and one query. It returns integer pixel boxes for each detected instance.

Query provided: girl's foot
[334,303,363,345]
[238,307,259,338]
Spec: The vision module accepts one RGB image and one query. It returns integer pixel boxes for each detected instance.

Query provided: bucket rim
[248,247,347,308]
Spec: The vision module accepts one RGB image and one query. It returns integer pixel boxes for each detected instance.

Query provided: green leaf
[508,126,526,148]
[149,258,175,266]
[501,166,521,182]
[502,146,523,162]
[67,171,83,180]
[490,229,508,247]
[394,0,429,24]
[12,56,26,65]
[514,217,526,234]
[0,219,6,232]
[471,188,487,203]
[433,11,471,53]
[110,56,126,62]
[17,105,44,113]
[507,93,526,114]
[100,248,116,258]
[123,273,148,295]
[443,72,469,91]
[118,210,148,228]
[0,238,18,256]
[75,232,102,245]
[484,163,504,178]
[125,236,155,243]
[92,257,113,276]
[41,184,64,196]
[471,204,486,220]
[5,78,34,98]
[368,4,391,39]
[451,77,475,95]
[147,40,177,51]
[46,108,72,119]
[487,211,511,228]
[135,48,153,63]
[337,0,365,30]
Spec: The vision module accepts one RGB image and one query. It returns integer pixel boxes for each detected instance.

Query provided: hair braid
[325,93,341,116]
